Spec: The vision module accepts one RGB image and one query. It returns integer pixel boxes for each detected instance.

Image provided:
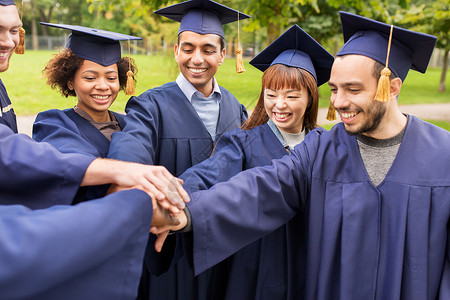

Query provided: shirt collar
[176,73,221,102]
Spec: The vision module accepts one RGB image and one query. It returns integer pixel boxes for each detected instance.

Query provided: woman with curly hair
[33,23,140,203]
[154,25,334,299]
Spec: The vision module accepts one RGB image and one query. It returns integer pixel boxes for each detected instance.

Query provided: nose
[95,78,109,90]
[330,90,348,109]
[191,49,204,65]
[274,96,288,109]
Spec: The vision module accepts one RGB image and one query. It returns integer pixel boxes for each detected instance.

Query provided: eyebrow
[328,81,363,87]
[180,41,218,49]
[81,70,118,74]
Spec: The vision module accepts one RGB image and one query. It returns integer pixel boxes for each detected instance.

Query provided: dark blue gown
[0,124,94,209]
[179,123,319,300]
[33,108,125,202]
[186,116,450,300]
[0,189,152,300]
[0,78,18,133]
[107,81,247,300]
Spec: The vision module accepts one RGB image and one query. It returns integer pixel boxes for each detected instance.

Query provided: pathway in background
[17,103,450,137]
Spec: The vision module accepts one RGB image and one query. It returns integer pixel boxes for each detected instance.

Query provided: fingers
[154,231,170,253]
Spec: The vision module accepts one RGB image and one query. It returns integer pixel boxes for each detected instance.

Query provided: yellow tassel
[236,48,245,73]
[374,25,394,103]
[14,27,25,54]
[326,102,336,121]
[374,67,391,102]
[126,70,135,95]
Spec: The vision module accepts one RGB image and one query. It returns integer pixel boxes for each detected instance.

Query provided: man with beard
[0,0,19,132]
[153,11,450,300]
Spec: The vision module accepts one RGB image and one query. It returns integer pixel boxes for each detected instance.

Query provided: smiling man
[0,0,20,132]
[153,11,450,300]
[106,1,249,299]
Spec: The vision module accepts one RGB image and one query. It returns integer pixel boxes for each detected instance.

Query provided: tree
[396,0,449,92]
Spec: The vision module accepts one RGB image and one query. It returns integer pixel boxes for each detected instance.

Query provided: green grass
[2,50,449,116]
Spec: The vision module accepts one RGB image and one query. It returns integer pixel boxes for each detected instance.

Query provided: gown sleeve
[0,189,152,299]
[33,110,101,157]
[187,129,321,275]
[108,94,159,164]
[180,129,246,193]
[0,125,94,209]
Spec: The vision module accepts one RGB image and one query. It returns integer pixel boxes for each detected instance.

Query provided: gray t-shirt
[357,116,408,187]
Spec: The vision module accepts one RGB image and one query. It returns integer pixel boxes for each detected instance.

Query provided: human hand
[150,194,181,228]
[150,209,188,252]
[83,159,190,215]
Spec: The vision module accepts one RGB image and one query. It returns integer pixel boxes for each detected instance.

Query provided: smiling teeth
[93,95,109,100]
[189,68,207,73]
[341,112,357,118]
[274,112,289,119]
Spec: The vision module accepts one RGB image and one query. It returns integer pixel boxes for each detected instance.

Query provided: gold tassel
[236,48,245,73]
[15,0,25,54]
[14,27,25,54]
[374,25,394,102]
[125,41,135,95]
[235,11,245,73]
[126,70,135,95]
[326,102,336,121]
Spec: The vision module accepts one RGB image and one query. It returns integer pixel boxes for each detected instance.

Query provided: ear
[174,43,179,63]
[390,77,402,99]
[218,48,226,66]
[67,80,74,90]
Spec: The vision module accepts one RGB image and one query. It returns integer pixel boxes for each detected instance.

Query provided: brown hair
[242,64,319,131]
[43,49,137,98]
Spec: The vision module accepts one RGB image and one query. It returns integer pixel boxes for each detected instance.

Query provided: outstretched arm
[82,158,190,213]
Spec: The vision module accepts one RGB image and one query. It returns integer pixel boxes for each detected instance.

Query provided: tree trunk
[30,0,38,51]
[267,22,280,46]
[438,49,448,92]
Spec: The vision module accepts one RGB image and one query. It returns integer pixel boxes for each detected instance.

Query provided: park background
[2,0,449,133]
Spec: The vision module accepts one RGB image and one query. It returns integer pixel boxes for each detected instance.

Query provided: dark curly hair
[43,49,138,98]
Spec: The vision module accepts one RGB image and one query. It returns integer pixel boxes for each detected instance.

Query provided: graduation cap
[154,0,251,73]
[250,24,334,87]
[40,22,142,95]
[337,11,437,102]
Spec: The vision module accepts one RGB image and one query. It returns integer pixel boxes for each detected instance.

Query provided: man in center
[107,1,249,299]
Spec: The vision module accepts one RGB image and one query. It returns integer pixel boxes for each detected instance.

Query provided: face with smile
[0,5,21,73]
[174,31,225,97]
[68,59,120,122]
[264,87,308,134]
[328,55,390,136]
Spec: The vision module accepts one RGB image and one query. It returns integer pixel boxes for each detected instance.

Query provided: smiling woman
[32,23,141,203]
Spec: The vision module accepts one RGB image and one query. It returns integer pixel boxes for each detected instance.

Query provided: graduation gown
[187,116,450,300]
[0,78,18,133]
[33,108,125,202]
[179,123,320,299]
[0,124,94,209]
[0,189,152,300]
[107,81,247,300]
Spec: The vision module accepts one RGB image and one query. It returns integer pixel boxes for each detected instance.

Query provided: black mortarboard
[337,11,437,81]
[0,0,14,5]
[39,22,142,66]
[249,25,334,86]
[154,0,250,38]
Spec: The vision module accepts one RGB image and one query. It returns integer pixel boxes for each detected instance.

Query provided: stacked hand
[82,158,190,215]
